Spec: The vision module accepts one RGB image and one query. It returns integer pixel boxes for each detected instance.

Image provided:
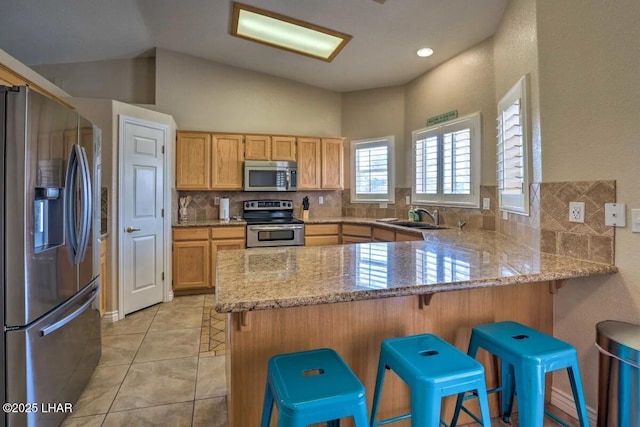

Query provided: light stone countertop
[215,228,618,313]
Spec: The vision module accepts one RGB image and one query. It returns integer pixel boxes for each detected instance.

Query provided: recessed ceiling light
[231,2,352,62]
[417,48,434,57]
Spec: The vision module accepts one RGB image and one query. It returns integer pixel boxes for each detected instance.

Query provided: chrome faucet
[413,208,439,225]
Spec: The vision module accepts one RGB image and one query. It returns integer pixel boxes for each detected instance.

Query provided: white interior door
[120,117,166,315]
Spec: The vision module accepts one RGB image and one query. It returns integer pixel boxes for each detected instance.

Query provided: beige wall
[405,38,497,186]
[155,48,341,136]
[535,0,640,408]
[341,86,405,188]
[493,0,542,183]
[32,57,156,104]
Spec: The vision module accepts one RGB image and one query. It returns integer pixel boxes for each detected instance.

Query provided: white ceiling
[0,0,508,92]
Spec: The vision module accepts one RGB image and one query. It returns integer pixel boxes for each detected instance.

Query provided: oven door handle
[249,225,303,231]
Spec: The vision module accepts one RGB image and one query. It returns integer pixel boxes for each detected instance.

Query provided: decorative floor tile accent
[200,308,227,355]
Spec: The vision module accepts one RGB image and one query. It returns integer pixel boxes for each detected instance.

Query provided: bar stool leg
[261,382,275,427]
[412,387,441,426]
[514,364,545,427]
[567,362,589,427]
[352,401,369,427]
[370,354,388,426]
[450,392,465,427]
[501,361,515,422]
[476,382,492,427]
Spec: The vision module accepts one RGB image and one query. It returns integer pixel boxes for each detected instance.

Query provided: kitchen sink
[384,221,446,230]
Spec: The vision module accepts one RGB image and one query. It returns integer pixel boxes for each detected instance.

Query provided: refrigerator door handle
[75,145,92,263]
[64,143,79,259]
[39,288,98,337]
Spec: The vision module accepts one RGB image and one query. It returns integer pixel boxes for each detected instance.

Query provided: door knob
[126,226,141,233]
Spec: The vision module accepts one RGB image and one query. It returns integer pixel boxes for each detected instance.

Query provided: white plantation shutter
[497,75,530,215]
[350,137,395,203]
[412,113,480,207]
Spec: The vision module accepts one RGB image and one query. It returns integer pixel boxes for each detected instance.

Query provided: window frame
[411,112,481,208]
[350,136,395,204]
[497,75,531,216]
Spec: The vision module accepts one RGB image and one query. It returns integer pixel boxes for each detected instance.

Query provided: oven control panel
[244,200,293,211]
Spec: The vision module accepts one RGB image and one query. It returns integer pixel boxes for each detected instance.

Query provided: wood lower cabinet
[372,226,395,242]
[173,228,211,292]
[172,226,245,293]
[341,224,372,244]
[395,231,424,241]
[305,223,340,246]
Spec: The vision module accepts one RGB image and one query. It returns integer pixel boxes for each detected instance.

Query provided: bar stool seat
[370,333,491,427]
[260,348,369,427]
[451,321,589,427]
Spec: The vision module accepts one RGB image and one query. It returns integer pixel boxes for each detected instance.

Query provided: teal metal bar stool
[451,321,589,427]
[260,348,369,427]
[370,334,491,427]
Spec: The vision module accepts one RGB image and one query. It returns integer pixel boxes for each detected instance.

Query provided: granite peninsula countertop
[215,228,617,313]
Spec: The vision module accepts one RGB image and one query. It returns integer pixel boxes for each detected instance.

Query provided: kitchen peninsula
[215,228,616,426]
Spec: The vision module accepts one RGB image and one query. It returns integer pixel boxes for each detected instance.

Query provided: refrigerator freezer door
[5,281,101,427]
[4,87,80,327]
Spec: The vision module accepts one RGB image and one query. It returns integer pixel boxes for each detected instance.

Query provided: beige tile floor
[62,294,228,427]
[62,294,580,426]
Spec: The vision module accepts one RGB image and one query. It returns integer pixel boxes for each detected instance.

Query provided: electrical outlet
[502,210,508,220]
[318,196,324,205]
[379,202,387,208]
[482,198,490,210]
[214,197,220,206]
[405,195,411,204]
[569,202,585,223]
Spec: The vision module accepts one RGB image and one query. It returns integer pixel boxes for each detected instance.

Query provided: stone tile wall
[175,190,342,221]
[341,186,498,230]
[496,180,615,264]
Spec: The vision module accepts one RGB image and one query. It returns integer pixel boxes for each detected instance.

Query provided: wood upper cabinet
[297,137,322,189]
[271,136,296,161]
[176,132,211,190]
[297,137,344,190]
[211,134,244,190]
[244,135,271,160]
[321,138,344,190]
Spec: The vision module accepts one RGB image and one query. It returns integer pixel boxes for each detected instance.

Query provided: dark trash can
[596,320,640,427]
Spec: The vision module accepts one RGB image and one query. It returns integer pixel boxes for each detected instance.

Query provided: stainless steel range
[243,200,305,248]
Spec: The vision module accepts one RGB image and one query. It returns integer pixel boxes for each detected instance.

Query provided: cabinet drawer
[341,224,372,238]
[372,227,395,242]
[305,235,340,246]
[342,235,371,244]
[305,224,340,236]
[211,226,246,239]
[173,228,209,241]
[395,232,423,242]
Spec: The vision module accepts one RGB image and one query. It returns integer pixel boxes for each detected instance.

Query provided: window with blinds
[350,136,395,203]
[412,113,480,207]
[497,75,530,215]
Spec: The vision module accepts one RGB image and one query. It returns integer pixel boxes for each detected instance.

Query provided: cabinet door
[321,138,344,189]
[173,241,211,291]
[176,132,211,190]
[212,134,244,189]
[395,232,423,242]
[211,239,246,288]
[271,136,296,161]
[372,226,395,242]
[297,137,321,189]
[244,135,271,160]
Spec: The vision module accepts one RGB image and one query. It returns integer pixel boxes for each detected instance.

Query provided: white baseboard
[101,310,119,323]
[551,387,597,425]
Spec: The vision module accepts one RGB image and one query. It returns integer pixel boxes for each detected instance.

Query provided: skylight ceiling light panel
[231,2,352,62]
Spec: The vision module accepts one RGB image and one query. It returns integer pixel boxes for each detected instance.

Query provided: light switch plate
[214,197,220,206]
[379,202,388,208]
[632,209,640,233]
[604,203,626,227]
[406,195,411,204]
[483,198,490,210]
[502,210,508,220]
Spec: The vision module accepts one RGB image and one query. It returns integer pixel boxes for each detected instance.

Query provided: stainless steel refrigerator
[1,86,102,426]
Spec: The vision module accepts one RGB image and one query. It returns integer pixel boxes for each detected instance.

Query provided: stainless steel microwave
[244,160,298,192]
